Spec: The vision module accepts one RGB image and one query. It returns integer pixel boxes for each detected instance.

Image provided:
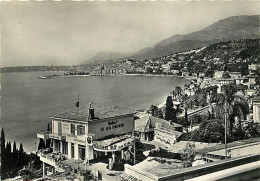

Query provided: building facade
[37,103,136,175]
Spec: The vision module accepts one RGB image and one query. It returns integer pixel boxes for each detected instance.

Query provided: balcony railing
[37,131,52,140]
[49,133,66,140]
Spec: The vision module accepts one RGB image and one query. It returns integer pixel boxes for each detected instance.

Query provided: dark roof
[52,103,134,121]
[135,116,183,133]
[135,116,152,132]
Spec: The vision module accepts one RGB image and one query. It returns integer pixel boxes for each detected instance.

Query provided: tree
[171,90,177,100]
[210,84,249,134]
[18,143,28,168]
[197,92,207,107]
[38,138,46,150]
[47,123,50,132]
[180,142,195,168]
[222,71,231,79]
[12,141,18,170]
[146,67,153,74]
[191,119,226,143]
[154,109,164,119]
[149,105,164,119]
[5,141,12,172]
[183,106,190,133]
[46,123,51,148]
[1,129,6,173]
[175,86,183,98]
[165,96,174,121]
[244,122,260,138]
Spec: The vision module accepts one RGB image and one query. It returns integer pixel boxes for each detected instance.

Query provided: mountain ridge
[80,15,260,65]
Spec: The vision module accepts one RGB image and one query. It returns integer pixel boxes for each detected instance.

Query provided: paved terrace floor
[61,159,124,181]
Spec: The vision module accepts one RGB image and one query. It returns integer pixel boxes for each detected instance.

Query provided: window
[62,141,68,155]
[106,126,111,130]
[71,124,75,135]
[79,146,85,160]
[77,125,85,135]
[71,143,74,158]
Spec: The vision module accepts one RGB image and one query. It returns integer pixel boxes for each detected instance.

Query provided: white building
[252,97,260,124]
[37,103,136,176]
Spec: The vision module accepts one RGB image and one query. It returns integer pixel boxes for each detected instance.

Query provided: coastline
[60,73,189,79]
[126,73,186,79]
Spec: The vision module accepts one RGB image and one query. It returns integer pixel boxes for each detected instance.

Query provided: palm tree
[210,84,249,134]
[175,86,183,98]
[171,90,177,101]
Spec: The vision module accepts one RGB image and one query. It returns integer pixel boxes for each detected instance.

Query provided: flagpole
[78,93,80,113]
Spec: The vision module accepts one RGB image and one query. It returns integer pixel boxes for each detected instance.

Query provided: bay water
[0,72,189,152]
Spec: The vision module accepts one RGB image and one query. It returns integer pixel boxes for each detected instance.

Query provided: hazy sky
[0,1,260,67]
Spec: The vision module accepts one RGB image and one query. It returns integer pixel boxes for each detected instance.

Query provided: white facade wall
[88,115,134,140]
[68,142,72,159]
[62,122,71,134]
[253,101,260,123]
[74,143,79,160]
[154,129,177,146]
[49,114,134,161]
[86,145,94,160]
[60,140,63,153]
[53,120,59,134]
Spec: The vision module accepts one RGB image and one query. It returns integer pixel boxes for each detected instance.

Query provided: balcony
[66,134,87,145]
[37,131,51,140]
[39,149,89,175]
[49,133,66,141]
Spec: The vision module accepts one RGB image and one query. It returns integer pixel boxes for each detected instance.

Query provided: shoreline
[59,73,189,79]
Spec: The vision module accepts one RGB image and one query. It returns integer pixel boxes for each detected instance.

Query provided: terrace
[39,149,127,180]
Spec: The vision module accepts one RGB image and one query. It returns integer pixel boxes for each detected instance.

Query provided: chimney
[88,103,94,119]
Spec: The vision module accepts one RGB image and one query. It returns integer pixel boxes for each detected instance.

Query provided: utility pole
[133,142,136,165]
[85,135,87,181]
[224,101,227,159]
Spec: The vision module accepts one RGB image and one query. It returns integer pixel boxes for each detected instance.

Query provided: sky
[0,1,260,67]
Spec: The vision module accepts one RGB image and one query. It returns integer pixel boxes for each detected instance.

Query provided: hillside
[80,52,132,65]
[164,38,260,76]
[81,15,260,65]
[155,15,260,47]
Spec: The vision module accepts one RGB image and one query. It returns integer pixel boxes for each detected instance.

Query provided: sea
[0,71,189,152]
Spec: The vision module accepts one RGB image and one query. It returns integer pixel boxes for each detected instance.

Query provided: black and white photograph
[0,1,260,180]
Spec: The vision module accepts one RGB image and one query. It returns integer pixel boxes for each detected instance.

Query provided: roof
[52,102,134,121]
[93,135,137,151]
[134,116,183,133]
[165,141,218,153]
[155,126,183,138]
[196,137,260,154]
[132,157,183,177]
[130,154,260,178]
[134,116,153,132]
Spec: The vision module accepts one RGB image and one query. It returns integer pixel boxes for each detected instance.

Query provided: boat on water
[39,75,52,79]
